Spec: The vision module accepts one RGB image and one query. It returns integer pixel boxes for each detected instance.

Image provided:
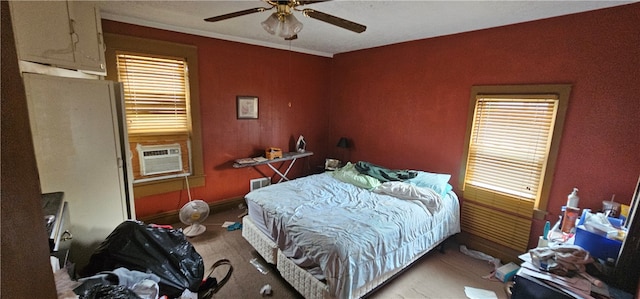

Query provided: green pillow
[331,162,381,190]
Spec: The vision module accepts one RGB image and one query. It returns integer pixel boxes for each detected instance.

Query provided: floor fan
[179,176,210,237]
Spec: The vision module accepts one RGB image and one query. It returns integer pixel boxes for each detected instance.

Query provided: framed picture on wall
[237,96,258,119]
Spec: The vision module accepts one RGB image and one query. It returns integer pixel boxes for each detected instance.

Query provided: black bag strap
[199,259,233,299]
[209,259,232,291]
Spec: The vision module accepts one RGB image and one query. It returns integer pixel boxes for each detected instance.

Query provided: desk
[233,151,313,183]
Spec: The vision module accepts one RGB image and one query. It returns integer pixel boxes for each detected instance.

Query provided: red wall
[105,3,640,249]
[103,21,331,218]
[329,4,640,247]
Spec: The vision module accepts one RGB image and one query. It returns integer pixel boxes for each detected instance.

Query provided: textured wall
[103,20,331,218]
[104,3,640,250]
[329,3,640,248]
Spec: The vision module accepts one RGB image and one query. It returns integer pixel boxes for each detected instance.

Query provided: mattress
[245,172,460,298]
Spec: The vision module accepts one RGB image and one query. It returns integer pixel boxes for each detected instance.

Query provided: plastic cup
[602,201,621,217]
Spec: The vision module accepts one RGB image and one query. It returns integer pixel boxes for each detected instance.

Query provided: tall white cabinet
[23,73,134,268]
[10,0,135,270]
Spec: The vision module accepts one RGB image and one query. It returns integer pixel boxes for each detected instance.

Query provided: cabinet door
[68,1,106,73]
[23,73,132,268]
[9,1,76,67]
[10,1,106,74]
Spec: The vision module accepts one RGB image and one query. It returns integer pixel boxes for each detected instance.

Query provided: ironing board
[233,151,313,183]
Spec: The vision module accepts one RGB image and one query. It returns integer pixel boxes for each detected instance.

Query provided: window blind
[116,53,190,135]
[464,96,559,202]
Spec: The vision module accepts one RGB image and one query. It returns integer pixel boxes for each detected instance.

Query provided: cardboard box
[265,147,282,160]
[496,262,520,282]
[574,225,622,261]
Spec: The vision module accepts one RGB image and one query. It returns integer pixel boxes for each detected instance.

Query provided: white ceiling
[97,1,634,57]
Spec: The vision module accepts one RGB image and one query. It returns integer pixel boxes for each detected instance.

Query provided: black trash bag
[82,220,204,298]
[81,284,141,299]
[74,272,120,298]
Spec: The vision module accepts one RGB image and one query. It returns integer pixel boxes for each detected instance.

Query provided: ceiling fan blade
[296,1,330,5]
[204,7,270,22]
[284,34,298,41]
[302,9,366,33]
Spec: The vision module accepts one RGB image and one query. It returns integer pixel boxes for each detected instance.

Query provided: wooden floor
[368,243,509,299]
[184,207,510,299]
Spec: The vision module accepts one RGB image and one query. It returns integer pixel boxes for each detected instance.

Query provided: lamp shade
[336,137,349,148]
[278,14,303,38]
[261,13,279,35]
[262,13,303,39]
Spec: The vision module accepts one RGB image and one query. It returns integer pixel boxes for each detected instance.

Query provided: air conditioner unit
[138,144,183,176]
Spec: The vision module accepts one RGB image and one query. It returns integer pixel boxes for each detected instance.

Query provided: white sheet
[245,172,460,298]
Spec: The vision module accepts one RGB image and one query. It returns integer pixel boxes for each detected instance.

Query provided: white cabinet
[10,1,106,74]
[23,73,133,268]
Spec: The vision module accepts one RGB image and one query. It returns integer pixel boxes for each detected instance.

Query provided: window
[466,97,557,202]
[105,33,204,198]
[460,84,570,252]
[117,54,190,136]
[462,84,570,213]
[116,53,192,182]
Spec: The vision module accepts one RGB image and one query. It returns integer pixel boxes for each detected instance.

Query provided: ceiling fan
[204,0,366,40]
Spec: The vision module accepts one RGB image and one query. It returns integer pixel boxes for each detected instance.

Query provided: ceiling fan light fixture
[261,13,280,35]
[278,14,303,38]
[206,1,366,40]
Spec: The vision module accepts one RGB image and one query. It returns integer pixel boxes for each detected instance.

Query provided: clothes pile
[529,245,594,276]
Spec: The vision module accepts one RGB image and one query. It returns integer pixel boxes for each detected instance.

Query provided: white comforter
[245,173,460,298]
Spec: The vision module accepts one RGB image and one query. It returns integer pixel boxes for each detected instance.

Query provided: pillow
[404,171,452,197]
[330,162,381,190]
[444,183,453,195]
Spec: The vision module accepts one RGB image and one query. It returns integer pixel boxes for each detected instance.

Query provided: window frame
[105,33,204,198]
[460,84,571,219]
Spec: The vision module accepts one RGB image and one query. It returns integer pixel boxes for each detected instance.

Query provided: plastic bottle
[561,206,580,233]
[567,187,580,208]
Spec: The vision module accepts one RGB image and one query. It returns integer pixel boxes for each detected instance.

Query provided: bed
[242,162,460,299]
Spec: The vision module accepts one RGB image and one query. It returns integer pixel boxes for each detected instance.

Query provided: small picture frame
[237,96,258,119]
[325,159,341,171]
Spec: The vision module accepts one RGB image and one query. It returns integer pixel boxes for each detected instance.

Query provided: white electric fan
[179,176,210,237]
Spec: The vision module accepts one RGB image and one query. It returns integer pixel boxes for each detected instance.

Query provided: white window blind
[116,53,190,135]
[464,96,559,202]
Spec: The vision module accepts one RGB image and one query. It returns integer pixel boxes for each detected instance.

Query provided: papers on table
[517,257,610,299]
[235,158,256,164]
[235,156,269,164]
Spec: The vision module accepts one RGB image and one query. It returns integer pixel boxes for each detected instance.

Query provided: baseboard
[456,231,523,265]
[138,196,246,225]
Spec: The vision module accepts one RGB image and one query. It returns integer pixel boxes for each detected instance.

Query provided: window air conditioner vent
[138,144,182,176]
